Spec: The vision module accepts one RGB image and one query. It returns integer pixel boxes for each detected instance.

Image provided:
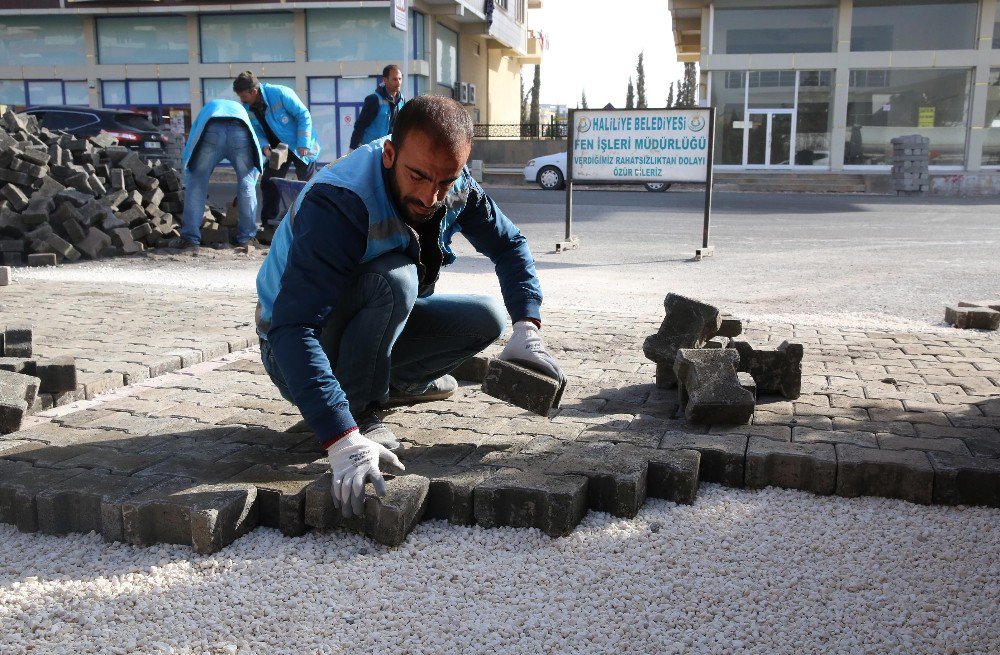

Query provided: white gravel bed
[1,485,997,655]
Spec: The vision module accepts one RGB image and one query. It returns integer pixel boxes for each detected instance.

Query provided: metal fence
[473,123,568,139]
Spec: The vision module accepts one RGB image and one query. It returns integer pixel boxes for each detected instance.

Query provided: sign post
[561,107,716,259]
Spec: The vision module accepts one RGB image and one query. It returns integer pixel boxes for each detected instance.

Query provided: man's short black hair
[233,71,259,94]
[391,95,473,159]
[382,64,402,78]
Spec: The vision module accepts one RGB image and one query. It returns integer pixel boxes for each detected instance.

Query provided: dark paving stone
[835,445,933,504]
[745,437,836,495]
[474,469,588,537]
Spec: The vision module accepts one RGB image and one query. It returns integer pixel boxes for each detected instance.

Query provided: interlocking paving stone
[474,469,588,538]
[546,442,649,518]
[744,438,837,495]
[659,431,747,487]
[121,479,258,554]
[303,473,430,546]
[226,464,324,537]
[928,452,1000,507]
[0,460,85,532]
[835,445,934,505]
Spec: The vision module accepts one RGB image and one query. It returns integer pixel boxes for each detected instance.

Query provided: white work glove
[499,320,565,383]
[327,432,405,519]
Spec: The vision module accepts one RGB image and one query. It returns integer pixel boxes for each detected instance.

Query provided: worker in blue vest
[350,64,405,151]
[256,95,564,518]
[174,98,263,249]
[233,71,321,227]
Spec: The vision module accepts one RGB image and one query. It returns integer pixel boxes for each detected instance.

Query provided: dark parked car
[22,106,168,158]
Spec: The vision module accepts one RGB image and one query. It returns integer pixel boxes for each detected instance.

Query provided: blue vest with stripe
[361,91,404,145]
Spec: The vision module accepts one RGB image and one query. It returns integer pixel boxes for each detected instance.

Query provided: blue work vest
[361,90,405,145]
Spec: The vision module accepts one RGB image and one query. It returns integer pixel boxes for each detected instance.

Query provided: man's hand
[327,432,405,518]
[262,146,271,158]
[499,320,565,383]
[297,147,309,158]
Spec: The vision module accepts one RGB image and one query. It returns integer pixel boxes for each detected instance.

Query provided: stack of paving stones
[0,304,998,553]
[945,300,1000,331]
[0,323,78,434]
[642,293,803,426]
[890,134,930,195]
[0,109,237,265]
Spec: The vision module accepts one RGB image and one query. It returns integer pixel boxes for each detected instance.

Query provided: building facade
[0,0,544,161]
[669,0,1000,173]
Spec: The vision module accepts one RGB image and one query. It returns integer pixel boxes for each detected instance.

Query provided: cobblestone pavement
[1,261,998,552]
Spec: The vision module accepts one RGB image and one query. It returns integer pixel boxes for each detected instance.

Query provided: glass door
[745,109,795,166]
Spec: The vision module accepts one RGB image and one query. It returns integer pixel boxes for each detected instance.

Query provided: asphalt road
[207,181,1000,326]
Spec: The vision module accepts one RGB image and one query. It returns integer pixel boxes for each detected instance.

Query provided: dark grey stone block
[35,470,170,541]
[929,452,1000,507]
[226,464,322,537]
[944,305,999,331]
[3,323,32,357]
[35,356,77,393]
[732,339,804,399]
[0,369,39,434]
[643,293,722,388]
[673,348,755,425]
[546,443,648,518]
[0,460,85,532]
[660,431,747,488]
[451,354,491,383]
[745,437,836,495]
[121,479,258,554]
[474,469,588,537]
[481,358,565,416]
[642,447,700,504]
[835,444,933,504]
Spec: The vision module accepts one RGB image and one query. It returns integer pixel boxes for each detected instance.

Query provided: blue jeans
[182,119,259,245]
[260,252,507,417]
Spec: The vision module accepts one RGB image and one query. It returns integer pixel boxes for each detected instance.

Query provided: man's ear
[382,139,396,168]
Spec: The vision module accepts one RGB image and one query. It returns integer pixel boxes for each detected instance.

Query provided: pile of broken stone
[0,323,78,434]
[643,293,803,425]
[0,109,235,266]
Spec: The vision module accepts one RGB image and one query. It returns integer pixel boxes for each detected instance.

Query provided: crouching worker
[175,99,264,250]
[254,95,564,518]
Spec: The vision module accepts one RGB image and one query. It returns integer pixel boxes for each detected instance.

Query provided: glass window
[713,6,836,54]
[306,8,404,62]
[436,24,458,88]
[994,12,1000,49]
[26,81,64,106]
[747,70,797,109]
[0,16,85,66]
[128,81,160,105]
[35,110,99,131]
[65,81,89,106]
[851,0,977,52]
[337,77,377,104]
[712,72,746,165]
[0,80,26,107]
[984,69,1000,166]
[203,77,296,102]
[412,74,428,98]
[102,81,127,105]
[160,80,190,104]
[310,78,338,104]
[846,68,971,165]
[97,16,188,65]
[796,71,833,166]
[412,10,427,60]
[200,13,294,63]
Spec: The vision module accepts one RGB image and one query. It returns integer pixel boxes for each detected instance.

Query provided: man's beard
[388,161,445,227]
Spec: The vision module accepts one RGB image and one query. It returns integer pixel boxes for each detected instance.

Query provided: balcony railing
[474,123,568,139]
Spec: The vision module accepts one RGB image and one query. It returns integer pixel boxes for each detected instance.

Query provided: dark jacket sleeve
[350,94,380,149]
[454,175,543,322]
[267,185,369,448]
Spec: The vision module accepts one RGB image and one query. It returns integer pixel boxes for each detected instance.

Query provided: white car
[523,151,671,192]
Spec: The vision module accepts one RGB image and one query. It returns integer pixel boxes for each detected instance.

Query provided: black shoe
[355,408,401,451]
[168,237,199,249]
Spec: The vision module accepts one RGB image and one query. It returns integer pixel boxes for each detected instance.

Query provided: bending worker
[233,71,321,227]
[350,64,405,151]
[255,95,564,518]
[176,98,263,249]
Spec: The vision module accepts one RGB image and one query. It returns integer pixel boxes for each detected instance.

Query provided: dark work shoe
[356,409,401,451]
[168,237,199,249]
[386,374,458,407]
[235,237,261,253]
